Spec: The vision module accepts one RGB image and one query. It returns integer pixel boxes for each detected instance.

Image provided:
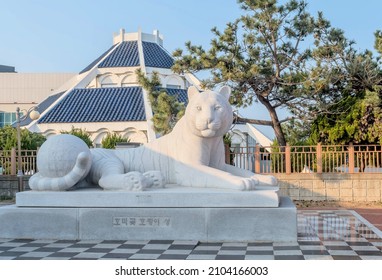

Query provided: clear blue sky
[1,0,381,73]
[1,0,381,138]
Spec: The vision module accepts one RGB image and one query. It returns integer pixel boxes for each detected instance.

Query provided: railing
[227,143,382,174]
[0,148,38,175]
[1,144,382,176]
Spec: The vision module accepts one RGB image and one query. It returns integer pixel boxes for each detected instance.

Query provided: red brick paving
[352,208,382,231]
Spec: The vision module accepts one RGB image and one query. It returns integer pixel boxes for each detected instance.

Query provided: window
[100,75,118,88]
[0,112,17,128]
[166,84,181,89]
[101,83,117,88]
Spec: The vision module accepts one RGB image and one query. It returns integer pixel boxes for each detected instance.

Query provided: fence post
[285,143,291,174]
[317,143,322,174]
[255,144,261,173]
[224,144,230,164]
[10,148,16,175]
[36,147,40,172]
[348,142,355,173]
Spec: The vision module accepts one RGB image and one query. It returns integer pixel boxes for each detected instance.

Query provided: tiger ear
[219,86,231,100]
[187,86,199,100]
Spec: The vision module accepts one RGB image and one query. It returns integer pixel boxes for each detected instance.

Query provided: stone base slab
[0,197,296,242]
[16,185,280,208]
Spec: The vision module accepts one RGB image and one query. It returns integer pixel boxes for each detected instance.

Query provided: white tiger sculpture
[29,86,277,191]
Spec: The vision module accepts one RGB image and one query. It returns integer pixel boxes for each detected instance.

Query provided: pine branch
[234,115,293,126]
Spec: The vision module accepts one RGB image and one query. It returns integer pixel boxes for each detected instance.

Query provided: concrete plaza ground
[295,201,382,231]
[0,201,381,260]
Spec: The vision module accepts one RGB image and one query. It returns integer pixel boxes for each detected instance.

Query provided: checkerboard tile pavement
[1,210,381,260]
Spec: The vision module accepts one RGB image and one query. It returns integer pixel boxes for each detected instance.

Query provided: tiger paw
[143,171,165,188]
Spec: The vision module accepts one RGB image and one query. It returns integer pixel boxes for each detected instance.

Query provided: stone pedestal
[0,186,297,242]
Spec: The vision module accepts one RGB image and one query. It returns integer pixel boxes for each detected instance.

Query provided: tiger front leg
[175,163,257,191]
[99,172,152,191]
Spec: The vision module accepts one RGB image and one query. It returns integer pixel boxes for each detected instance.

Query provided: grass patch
[0,195,15,203]
[295,200,382,209]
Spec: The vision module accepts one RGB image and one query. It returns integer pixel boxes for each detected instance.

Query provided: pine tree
[173,0,318,146]
[136,69,185,135]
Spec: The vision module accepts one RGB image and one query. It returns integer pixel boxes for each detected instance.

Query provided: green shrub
[61,126,93,148]
[101,132,129,149]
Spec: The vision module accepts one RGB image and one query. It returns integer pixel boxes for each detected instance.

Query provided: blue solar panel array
[143,41,174,69]
[163,88,188,104]
[80,40,174,70]
[16,91,65,127]
[38,87,146,123]
[79,45,116,74]
[98,41,140,68]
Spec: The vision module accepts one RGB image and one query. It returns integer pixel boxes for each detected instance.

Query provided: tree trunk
[257,95,287,147]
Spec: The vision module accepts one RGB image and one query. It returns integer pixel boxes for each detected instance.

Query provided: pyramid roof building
[25,28,272,150]
[26,29,201,146]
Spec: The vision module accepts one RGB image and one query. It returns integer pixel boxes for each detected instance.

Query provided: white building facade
[0,68,75,128]
[10,29,272,150]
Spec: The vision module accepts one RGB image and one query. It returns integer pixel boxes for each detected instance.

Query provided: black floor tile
[101,240,125,244]
[332,255,362,260]
[0,246,15,251]
[190,250,219,255]
[168,244,196,250]
[326,246,352,250]
[48,252,79,258]
[248,242,273,246]
[68,243,97,248]
[157,254,188,259]
[355,250,382,256]
[34,247,61,252]
[71,257,99,260]
[118,244,145,249]
[0,251,24,257]
[221,246,247,250]
[137,249,165,254]
[346,241,371,246]
[197,242,223,246]
[148,240,174,244]
[274,255,304,260]
[10,239,34,243]
[298,241,323,246]
[20,243,50,247]
[274,246,300,250]
[301,250,330,255]
[246,250,274,255]
[13,257,42,260]
[101,253,132,259]
[215,255,245,260]
[85,248,112,253]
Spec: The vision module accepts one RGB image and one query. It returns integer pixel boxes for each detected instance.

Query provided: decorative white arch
[121,127,148,143]
[121,74,137,86]
[164,74,184,89]
[99,74,118,88]
[42,129,59,139]
[230,129,248,147]
[92,128,110,147]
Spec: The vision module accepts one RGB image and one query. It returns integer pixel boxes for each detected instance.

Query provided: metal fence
[0,148,38,175]
[1,143,382,176]
[226,143,382,174]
